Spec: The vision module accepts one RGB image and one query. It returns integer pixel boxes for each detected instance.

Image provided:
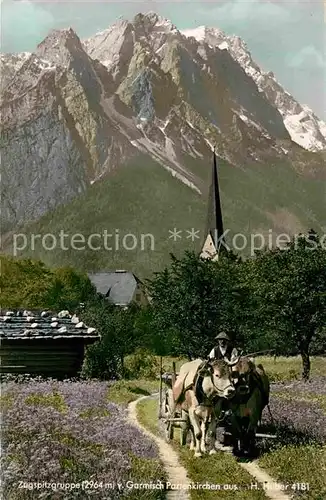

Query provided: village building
[0,310,100,378]
[88,270,148,306]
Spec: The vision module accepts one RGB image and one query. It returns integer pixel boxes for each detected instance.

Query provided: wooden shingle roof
[0,310,100,340]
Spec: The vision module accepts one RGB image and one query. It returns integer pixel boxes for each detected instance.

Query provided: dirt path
[128,394,291,500]
[128,394,191,500]
[239,462,290,500]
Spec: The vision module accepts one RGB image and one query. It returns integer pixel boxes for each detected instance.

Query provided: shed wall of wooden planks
[0,339,87,378]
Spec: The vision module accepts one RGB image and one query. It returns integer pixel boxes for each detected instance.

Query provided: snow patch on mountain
[37,58,57,71]
[182,26,207,42]
[218,41,229,51]
[283,110,326,151]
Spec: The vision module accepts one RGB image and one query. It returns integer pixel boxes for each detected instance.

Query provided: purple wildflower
[1,379,163,500]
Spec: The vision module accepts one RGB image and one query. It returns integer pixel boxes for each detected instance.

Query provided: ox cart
[157,357,277,458]
[158,361,190,446]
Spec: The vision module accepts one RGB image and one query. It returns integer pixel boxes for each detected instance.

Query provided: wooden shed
[0,310,100,378]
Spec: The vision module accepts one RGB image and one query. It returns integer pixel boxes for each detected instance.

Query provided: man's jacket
[208,345,239,361]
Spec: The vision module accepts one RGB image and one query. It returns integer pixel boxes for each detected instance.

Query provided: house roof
[0,310,100,341]
[87,271,142,305]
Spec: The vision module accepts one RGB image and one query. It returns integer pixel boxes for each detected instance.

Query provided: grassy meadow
[132,354,326,381]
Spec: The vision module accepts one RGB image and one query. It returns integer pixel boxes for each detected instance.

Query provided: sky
[1,0,325,119]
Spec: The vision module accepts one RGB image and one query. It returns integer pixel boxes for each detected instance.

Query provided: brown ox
[222,357,270,456]
[172,358,236,457]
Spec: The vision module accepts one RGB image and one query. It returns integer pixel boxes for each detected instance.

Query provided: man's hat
[215,332,231,341]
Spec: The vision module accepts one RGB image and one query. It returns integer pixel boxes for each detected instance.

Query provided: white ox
[172,358,236,457]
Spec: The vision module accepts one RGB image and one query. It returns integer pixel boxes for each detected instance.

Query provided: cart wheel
[165,420,174,442]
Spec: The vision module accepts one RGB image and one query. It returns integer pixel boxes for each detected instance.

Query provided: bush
[79,299,158,381]
[80,341,121,380]
[124,349,160,380]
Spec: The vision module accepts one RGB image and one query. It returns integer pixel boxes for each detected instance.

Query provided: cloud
[0,1,152,51]
[1,0,54,52]
[288,45,326,69]
[205,0,291,26]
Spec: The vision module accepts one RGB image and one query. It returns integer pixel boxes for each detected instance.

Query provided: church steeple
[200,148,225,261]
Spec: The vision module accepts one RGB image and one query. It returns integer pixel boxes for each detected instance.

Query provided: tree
[50,267,96,310]
[0,256,97,311]
[112,303,140,374]
[243,231,326,380]
[132,305,170,356]
[147,251,246,359]
[1,256,54,308]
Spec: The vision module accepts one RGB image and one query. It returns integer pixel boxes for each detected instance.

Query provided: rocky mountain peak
[81,14,326,152]
[132,12,177,33]
[35,27,85,67]
[181,23,326,151]
[37,27,81,48]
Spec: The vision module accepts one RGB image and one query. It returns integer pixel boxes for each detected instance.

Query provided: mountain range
[1,12,325,277]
